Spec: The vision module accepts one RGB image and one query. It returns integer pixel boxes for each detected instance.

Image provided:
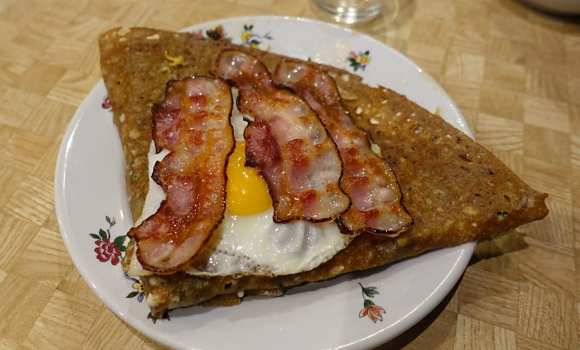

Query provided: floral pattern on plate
[89,216,125,265]
[240,24,272,49]
[347,50,371,72]
[127,277,146,303]
[358,283,386,323]
[89,215,147,306]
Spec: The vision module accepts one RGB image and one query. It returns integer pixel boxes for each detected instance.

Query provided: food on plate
[127,77,234,274]
[98,27,549,318]
[126,78,354,278]
[215,49,350,223]
[273,60,412,236]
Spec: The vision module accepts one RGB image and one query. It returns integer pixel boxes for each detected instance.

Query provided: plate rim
[54,15,475,350]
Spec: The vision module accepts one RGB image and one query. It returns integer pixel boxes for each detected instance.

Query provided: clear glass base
[312,0,385,23]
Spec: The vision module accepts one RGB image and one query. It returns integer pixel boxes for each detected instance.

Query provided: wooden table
[0,0,578,348]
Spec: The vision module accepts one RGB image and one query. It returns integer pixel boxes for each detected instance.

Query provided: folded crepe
[99,27,549,318]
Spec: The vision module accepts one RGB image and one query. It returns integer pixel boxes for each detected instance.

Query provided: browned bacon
[273,61,412,236]
[128,77,234,273]
[215,50,350,222]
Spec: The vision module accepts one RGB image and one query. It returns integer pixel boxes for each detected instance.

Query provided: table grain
[0,0,578,349]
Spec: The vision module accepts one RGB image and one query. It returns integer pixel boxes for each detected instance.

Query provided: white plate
[55,16,475,350]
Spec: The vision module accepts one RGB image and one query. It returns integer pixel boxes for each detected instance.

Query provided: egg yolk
[226,142,272,215]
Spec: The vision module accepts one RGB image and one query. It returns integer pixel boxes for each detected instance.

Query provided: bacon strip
[215,50,350,222]
[273,61,412,236]
[128,77,234,273]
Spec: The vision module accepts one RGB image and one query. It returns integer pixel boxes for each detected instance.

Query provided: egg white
[127,89,353,277]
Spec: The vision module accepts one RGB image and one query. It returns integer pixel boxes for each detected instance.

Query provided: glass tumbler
[312,0,385,23]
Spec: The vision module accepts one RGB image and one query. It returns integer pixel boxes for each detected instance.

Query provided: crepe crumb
[259,289,284,297]
[337,86,357,101]
[132,157,144,168]
[330,265,344,275]
[398,237,409,247]
[496,211,508,221]
[370,143,382,156]
[129,129,140,139]
[463,206,478,216]
[164,50,184,67]
[147,292,165,307]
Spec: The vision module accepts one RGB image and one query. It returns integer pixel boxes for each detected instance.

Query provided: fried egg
[127,89,353,277]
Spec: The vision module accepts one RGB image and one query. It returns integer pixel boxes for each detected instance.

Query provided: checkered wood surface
[0,0,577,349]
